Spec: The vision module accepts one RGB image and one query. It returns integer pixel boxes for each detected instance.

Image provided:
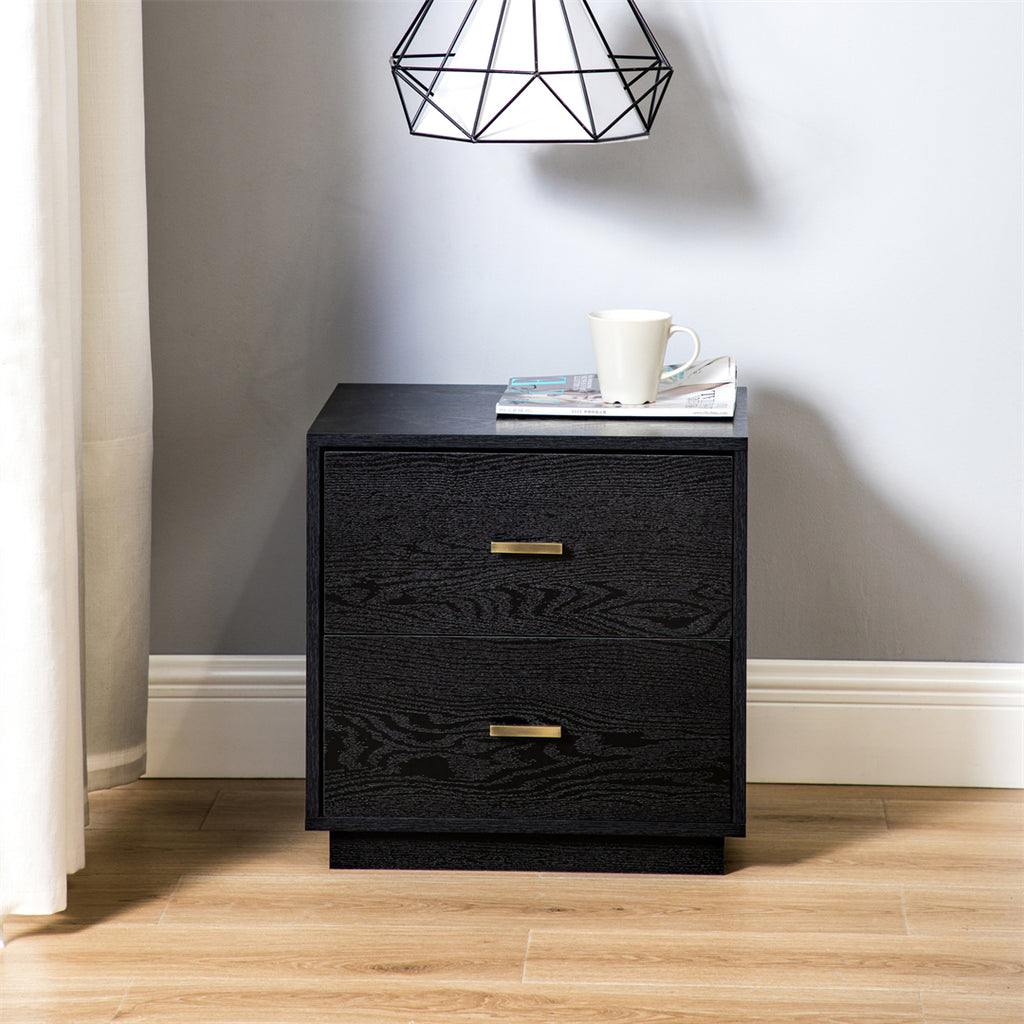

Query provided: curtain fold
[0,0,152,939]
[78,0,152,792]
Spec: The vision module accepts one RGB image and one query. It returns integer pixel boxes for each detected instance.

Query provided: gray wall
[143,0,1023,661]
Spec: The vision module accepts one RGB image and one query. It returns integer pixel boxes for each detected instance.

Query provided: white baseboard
[145,655,1023,787]
[146,655,306,779]
[746,659,1023,788]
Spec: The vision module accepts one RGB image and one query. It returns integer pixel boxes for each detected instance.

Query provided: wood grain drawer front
[320,635,734,830]
[321,451,734,639]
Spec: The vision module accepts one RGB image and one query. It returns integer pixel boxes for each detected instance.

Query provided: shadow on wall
[747,389,991,661]
[144,0,367,655]
[215,463,308,654]
[532,19,765,226]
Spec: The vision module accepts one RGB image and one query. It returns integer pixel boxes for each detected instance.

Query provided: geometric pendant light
[391,0,673,143]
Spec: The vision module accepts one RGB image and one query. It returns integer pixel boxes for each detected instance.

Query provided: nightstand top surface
[309,384,747,453]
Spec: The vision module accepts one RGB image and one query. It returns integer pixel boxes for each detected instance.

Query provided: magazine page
[496,356,737,418]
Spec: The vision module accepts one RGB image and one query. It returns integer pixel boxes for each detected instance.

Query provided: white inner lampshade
[391,0,672,143]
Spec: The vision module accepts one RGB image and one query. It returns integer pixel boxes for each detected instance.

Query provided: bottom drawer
[320,635,736,833]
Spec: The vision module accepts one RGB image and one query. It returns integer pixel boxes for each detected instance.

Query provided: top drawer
[321,450,734,639]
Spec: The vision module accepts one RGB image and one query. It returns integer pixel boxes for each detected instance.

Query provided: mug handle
[660,325,700,381]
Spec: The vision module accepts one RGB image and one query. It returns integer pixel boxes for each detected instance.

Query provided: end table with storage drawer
[306,384,747,874]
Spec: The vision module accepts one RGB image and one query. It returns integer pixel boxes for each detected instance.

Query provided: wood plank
[75,828,328,874]
[202,778,305,791]
[0,925,529,985]
[746,794,889,839]
[920,992,1024,1024]
[902,884,1024,935]
[0,977,129,1024]
[86,786,218,830]
[8,872,181,928]
[522,930,1023,996]
[161,872,907,935]
[199,788,305,831]
[112,980,924,1024]
[729,832,1023,885]
[884,799,1024,836]
[749,784,1022,804]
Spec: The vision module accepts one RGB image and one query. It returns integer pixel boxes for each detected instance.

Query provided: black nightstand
[306,384,747,873]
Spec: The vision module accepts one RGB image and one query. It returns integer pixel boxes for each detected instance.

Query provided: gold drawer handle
[489,724,562,739]
[490,541,563,556]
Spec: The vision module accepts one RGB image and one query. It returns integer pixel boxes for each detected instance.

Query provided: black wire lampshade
[391,0,673,143]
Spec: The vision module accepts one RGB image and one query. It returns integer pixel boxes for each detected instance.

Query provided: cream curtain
[0,0,152,940]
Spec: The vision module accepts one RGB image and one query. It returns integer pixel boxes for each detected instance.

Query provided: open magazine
[496,356,737,418]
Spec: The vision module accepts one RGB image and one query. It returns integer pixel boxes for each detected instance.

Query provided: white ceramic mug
[588,309,701,405]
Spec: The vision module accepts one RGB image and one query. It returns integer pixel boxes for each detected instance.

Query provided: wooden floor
[2,781,1021,1023]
